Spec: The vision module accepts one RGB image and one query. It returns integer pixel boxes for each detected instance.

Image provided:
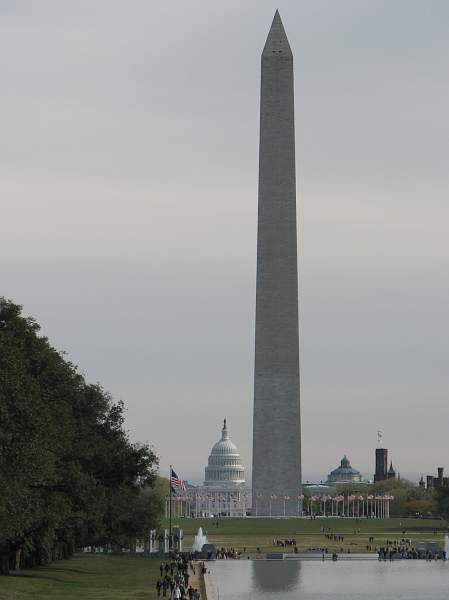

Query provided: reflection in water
[252,559,301,592]
[213,560,449,600]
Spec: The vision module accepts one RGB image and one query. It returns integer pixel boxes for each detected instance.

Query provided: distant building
[326,455,363,485]
[387,461,396,480]
[303,483,336,495]
[165,420,251,519]
[204,419,245,487]
[425,467,449,489]
[194,419,250,517]
[374,448,388,482]
[374,446,397,483]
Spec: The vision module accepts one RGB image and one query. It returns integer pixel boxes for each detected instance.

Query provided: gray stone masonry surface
[252,11,302,517]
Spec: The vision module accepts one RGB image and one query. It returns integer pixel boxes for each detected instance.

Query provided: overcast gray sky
[1,0,448,484]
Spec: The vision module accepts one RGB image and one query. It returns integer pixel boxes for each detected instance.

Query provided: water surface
[211,559,448,599]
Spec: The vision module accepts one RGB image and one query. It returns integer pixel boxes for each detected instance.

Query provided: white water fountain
[192,527,209,552]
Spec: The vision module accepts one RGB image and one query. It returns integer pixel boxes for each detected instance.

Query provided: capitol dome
[204,419,246,487]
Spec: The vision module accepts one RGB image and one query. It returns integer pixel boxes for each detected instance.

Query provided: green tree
[0,298,161,574]
[372,478,436,517]
[435,487,449,519]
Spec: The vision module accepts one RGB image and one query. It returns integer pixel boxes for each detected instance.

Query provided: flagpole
[169,465,172,553]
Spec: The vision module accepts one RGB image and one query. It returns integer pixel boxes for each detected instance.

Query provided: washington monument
[252,11,301,516]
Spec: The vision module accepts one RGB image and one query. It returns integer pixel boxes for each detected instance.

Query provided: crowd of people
[298,529,448,559]
[155,555,201,599]
[273,538,297,547]
[323,532,345,543]
[377,539,446,561]
[216,547,241,559]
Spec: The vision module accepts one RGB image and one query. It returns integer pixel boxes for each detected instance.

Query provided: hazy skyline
[1,0,448,484]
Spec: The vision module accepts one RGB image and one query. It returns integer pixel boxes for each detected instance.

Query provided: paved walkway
[189,562,207,599]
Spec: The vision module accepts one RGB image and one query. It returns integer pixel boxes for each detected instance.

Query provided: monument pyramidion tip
[262,10,292,57]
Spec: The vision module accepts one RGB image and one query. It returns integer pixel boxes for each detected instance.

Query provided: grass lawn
[0,519,446,598]
[163,516,448,553]
[0,554,162,600]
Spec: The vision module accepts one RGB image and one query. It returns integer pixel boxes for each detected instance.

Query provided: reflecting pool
[211,559,448,600]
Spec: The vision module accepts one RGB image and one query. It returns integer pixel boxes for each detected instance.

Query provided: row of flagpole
[305,494,394,518]
[165,493,394,518]
[254,494,304,517]
[167,467,394,520]
[254,493,393,518]
[165,493,250,518]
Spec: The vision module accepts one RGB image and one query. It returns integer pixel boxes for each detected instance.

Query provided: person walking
[172,585,181,600]
[156,579,162,597]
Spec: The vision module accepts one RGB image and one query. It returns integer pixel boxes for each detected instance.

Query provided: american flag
[170,468,186,493]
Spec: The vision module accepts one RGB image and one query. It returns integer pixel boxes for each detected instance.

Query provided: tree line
[0,298,163,574]
[334,478,444,518]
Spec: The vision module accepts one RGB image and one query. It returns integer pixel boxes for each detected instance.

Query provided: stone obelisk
[252,11,301,516]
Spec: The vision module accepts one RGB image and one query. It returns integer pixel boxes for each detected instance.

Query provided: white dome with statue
[165,419,251,518]
[204,419,245,487]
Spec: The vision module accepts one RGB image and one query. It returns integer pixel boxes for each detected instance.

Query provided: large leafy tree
[372,479,437,518]
[435,487,449,519]
[0,299,160,574]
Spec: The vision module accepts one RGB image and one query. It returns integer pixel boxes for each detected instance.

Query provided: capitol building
[193,419,250,517]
